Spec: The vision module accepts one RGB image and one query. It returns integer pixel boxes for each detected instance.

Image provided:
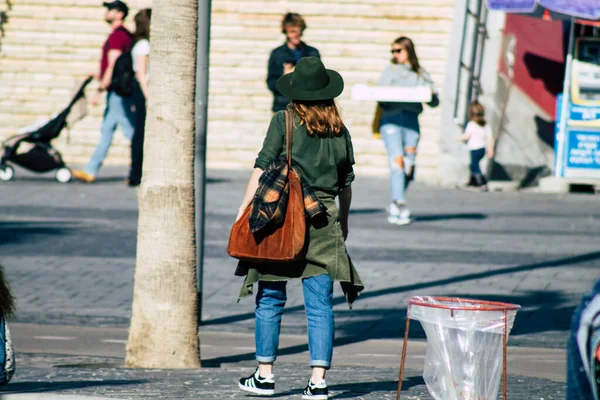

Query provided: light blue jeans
[380,114,421,203]
[255,274,334,368]
[84,91,136,176]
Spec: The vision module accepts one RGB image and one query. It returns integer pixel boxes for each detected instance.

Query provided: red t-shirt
[100,25,132,80]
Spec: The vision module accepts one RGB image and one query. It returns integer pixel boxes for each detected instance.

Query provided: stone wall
[0,0,455,181]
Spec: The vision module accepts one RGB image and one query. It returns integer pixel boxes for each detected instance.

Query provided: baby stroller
[0,76,93,183]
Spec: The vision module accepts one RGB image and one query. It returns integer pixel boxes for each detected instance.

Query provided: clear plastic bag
[406,296,520,400]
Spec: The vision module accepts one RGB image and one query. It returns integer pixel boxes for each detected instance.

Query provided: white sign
[351,84,432,102]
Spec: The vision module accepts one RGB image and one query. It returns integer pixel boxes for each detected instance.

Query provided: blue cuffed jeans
[380,114,420,204]
[255,274,334,368]
[84,91,136,176]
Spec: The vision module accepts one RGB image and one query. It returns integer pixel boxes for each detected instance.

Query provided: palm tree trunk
[126,0,200,368]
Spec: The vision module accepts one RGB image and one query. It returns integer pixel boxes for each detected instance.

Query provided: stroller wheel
[55,167,72,183]
[0,165,14,181]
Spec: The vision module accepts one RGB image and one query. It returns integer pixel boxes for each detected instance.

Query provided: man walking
[266,13,320,113]
[73,1,134,183]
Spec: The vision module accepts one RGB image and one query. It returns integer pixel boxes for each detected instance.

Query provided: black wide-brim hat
[276,57,344,101]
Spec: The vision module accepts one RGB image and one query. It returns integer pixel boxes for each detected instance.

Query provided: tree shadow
[10,173,228,184]
[349,210,488,222]
[0,221,77,245]
[330,289,578,343]
[0,379,147,393]
[1,205,137,220]
[349,208,383,215]
[413,213,487,222]
[202,250,600,357]
[329,377,424,398]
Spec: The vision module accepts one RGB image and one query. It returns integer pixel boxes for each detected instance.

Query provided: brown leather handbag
[227,110,306,263]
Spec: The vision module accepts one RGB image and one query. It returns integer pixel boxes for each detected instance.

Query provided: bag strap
[285,109,293,170]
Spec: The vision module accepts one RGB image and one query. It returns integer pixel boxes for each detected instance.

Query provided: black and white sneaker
[302,379,328,400]
[238,368,275,396]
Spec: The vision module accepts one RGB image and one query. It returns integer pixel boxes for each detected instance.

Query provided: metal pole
[465,0,483,118]
[555,19,575,178]
[473,2,488,99]
[452,0,471,125]
[195,0,212,324]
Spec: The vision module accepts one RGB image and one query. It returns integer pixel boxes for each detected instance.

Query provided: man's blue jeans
[84,91,136,176]
[380,115,420,204]
[255,274,334,368]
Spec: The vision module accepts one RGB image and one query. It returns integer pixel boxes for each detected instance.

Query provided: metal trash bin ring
[396,296,521,400]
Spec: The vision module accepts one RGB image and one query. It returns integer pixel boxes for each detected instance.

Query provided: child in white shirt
[458,102,495,188]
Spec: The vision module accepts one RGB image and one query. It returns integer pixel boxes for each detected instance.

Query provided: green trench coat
[236,193,364,308]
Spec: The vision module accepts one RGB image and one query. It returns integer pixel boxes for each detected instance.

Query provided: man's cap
[102,1,129,17]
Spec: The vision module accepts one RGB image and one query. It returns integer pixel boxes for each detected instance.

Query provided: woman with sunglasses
[378,36,439,225]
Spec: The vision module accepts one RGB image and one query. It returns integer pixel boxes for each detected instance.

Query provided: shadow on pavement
[413,213,487,222]
[329,376,425,398]
[203,342,310,367]
[5,173,230,184]
[0,379,147,393]
[202,250,600,354]
[349,208,383,215]
[349,209,489,223]
[0,221,77,245]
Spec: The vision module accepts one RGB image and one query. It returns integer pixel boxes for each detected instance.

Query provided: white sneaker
[387,202,411,225]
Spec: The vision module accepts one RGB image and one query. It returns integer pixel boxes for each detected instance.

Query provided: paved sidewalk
[2,353,567,399]
[11,324,570,382]
[2,166,598,349]
[1,165,596,398]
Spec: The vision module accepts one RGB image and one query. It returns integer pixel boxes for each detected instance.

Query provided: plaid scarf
[250,156,326,234]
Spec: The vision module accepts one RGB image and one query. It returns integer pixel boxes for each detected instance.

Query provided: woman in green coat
[235,57,363,400]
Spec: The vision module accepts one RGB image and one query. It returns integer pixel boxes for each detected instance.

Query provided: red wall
[502,15,565,117]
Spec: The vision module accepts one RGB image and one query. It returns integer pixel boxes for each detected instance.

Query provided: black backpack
[109,51,135,97]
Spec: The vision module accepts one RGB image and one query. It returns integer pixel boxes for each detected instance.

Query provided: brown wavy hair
[468,101,487,127]
[291,100,344,137]
[391,36,421,74]
[132,8,151,44]
[0,265,14,318]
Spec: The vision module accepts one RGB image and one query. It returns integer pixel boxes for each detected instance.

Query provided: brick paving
[1,165,598,398]
[3,353,567,399]
[1,166,598,349]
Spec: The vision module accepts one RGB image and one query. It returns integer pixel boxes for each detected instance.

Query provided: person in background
[73,1,134,183]
[266,12,320,113]
[126,8,151,187]
[377,36,439,226]
[0,265,15,385]
[456,101,495,190]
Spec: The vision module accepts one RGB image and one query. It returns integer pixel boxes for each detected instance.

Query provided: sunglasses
[390,48,404,54]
